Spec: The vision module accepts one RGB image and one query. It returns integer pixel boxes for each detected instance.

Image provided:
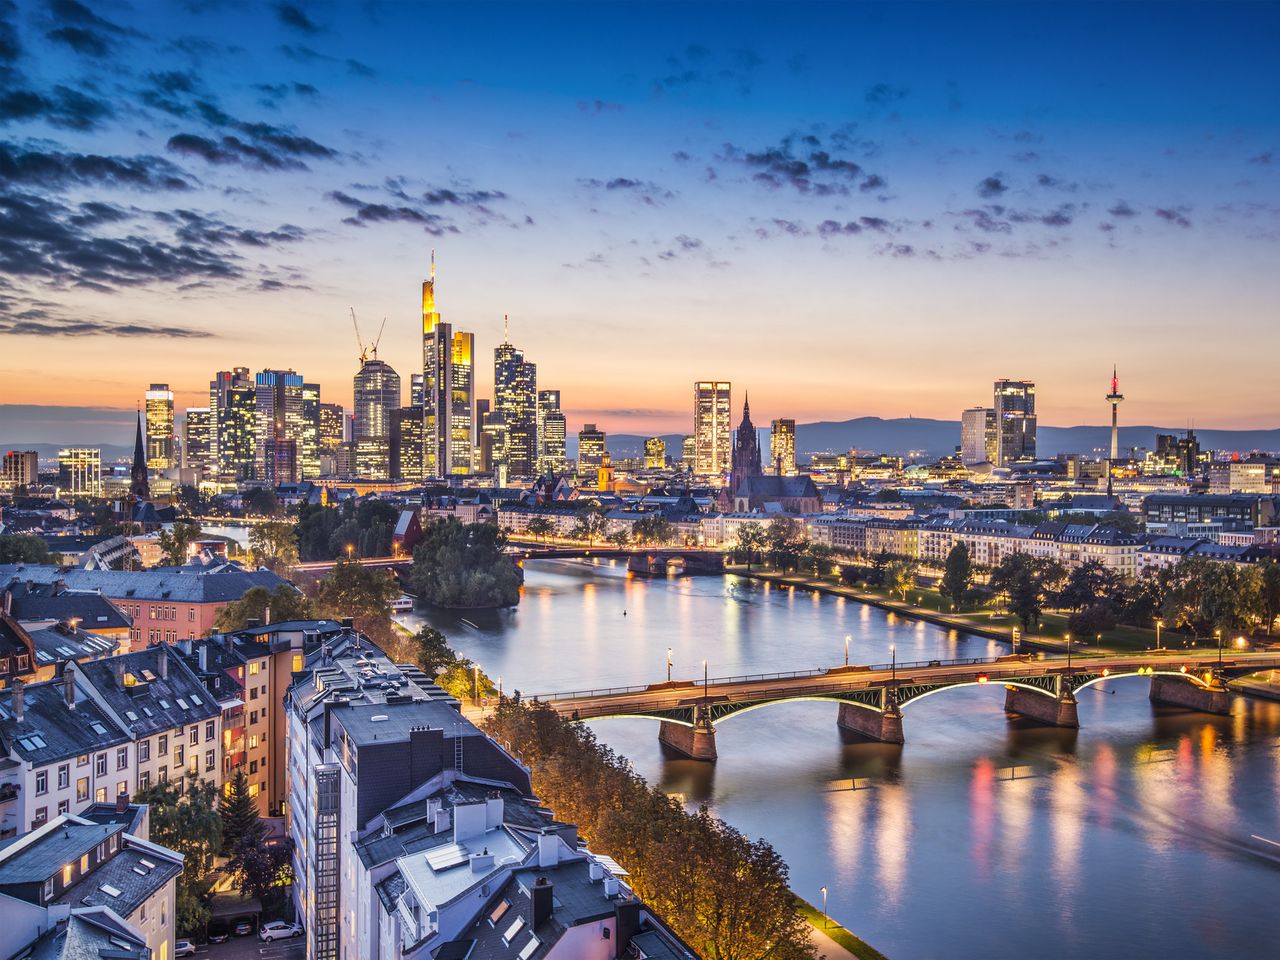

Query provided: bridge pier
[1149,674,1231,715]
[1004,685,1079,728]
[836,701,905,744]
[658,718,718,761]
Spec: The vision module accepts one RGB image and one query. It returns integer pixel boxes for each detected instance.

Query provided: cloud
[577,99,623,113]
[1108,200,1137,217]
[652,44,762,96]
[817,219,862,236]
[44,0,140,57]
[578,177,673,205]
[326,179,511,235]
[958,208,1011,233]
[327,189,456,233]
[0,83,113,129]
[167,121,336,170]
[865,82,908,105]
[275,2,321,34]
[1248,151,1273,165]
[674,234,702,249]
[1154,206,1192,227]
[280,42,376,76]
[153,209,307,247]
[719,132,881,196]
[0,142,191,190]
[977,175,1007,198]
[0,312,212,337]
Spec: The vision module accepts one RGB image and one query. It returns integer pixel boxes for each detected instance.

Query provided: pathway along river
[401,559,1280,959]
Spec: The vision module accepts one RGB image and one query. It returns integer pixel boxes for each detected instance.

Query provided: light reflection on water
[405,561,1280,960]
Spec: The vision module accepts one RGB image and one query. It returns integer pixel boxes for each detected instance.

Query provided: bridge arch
[897,679,1055,710]
[1072,668,1212,694]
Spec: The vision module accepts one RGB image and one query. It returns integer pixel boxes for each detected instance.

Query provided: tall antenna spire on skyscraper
[504,313,509,343]
[430,248,435,281]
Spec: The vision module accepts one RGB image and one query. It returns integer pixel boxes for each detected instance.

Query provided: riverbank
[795,896,889,960]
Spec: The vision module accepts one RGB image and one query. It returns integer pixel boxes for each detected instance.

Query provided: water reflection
[404,563,1280,960]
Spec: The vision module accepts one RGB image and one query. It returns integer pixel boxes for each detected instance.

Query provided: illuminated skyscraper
[494,323,538,478]
[391,405,426,481]
[410,373,424,407]
[577,423,606,480]
[693,381,731,477]
[643,437,666,469]
[960,407,997,466]
[537,389,566,474]
[184,408,214,479]
[211,368,256,482]
[1,450,38,490]
[353,359,400,479]
[420,254,475,476]
[993,379,1036,466]
[301,382,321,479]
[58,447,101,496]
[318,403,345,455]
[770,418,796,476]
[144,383,175,470]
[254,369,305,483]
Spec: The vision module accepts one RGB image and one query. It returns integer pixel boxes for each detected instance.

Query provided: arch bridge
[530,651,1280,761]
[509,545,724,576]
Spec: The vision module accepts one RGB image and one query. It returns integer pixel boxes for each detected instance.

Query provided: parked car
[207,921,230,944]
[260,921,304,942]
[233,921,253,936]
[175,941,196,958]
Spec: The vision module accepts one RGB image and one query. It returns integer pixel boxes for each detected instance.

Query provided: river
[401,559,1280,960]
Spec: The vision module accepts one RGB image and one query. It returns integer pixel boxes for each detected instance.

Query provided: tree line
[484,698,815,960]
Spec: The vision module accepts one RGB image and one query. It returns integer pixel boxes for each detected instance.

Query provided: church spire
[130,411,150,500]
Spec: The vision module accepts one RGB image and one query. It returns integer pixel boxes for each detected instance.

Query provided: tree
[733,522,766,571]
[633,513,675,546]
[764,516,805,572]
[230,839,294,907]
[803,541,836,577]
[213,584,313,631]
[400,625,496,701]
[1056,560,1121,612]
[0,534,59,564]
[157,521,202,566]
[570,509,608,546]
[249,520,299,574]
[526,516,554,544]
[135,773,222,936]
[311,559,401,644]
[939,542,973,610]
[886,558,918,600]
[605,528,631,548]
[1009,565,1042,631]
[409,518,522,608]
[408,625,456,675]
[1068,603,1117,638]
[296,504,344,561]
[1259,559,1280,635]
[242,487,281,517]
[219,768,262,855]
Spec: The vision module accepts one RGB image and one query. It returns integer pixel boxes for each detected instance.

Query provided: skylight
[489,899,511,925]
[424,842,470,872]
[176,698,189,710]
[517,936,540,960]
[99,883,122,898]
[89,722,107,735]
[502,916,526,945]
[125,711,137,721]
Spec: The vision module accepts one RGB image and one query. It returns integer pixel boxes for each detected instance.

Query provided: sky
[1,0,1279,448]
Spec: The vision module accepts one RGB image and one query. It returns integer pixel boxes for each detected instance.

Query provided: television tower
[1106,365,1124,460]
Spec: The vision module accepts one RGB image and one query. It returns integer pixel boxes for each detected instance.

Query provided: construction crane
[350,309,389,364]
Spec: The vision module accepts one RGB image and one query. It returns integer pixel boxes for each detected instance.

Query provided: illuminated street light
[667,647,673,683]
[1155,617,1164,651]
[820,885,828,928]
[844,634,851,667]
[1215,628,1223,668]
[890,643,896,684]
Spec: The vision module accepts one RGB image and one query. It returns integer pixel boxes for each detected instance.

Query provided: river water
[402,559,1280,960]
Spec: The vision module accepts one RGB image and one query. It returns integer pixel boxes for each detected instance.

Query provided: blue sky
[2,0,1278,444]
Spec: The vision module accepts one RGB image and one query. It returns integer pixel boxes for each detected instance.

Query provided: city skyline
[2,2,1279,437]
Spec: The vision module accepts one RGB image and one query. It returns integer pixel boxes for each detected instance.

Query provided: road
[185,935,304,960]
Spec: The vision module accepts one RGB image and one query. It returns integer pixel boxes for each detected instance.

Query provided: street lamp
[667,647,673,683]
[1215,628,1223,669]
[820,885,828,928]
[890,643,896,684]
[346,543,355,560]
[702,659,709,702]
[1155,617,1164,651]
[844,634,851,667]
[1066,632,1072,670]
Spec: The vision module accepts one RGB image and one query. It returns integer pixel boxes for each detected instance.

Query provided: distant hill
[1,442,134,465]
[589,418,1280,460]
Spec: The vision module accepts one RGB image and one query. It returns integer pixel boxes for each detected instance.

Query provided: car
[233,921,253,936]
[207,923,230,944]
[175,941,196,958]
[259,921,304,942]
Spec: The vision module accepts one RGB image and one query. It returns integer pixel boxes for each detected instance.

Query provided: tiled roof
[54,842,182,918]
[3,580,131,631]
[0,563,292,604]
[25,910,148,960]
[76,646,220,737]
[0,820,122,885]
[0,679,130,765]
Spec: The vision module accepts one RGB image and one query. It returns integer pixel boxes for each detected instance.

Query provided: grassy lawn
[794,896,889,960]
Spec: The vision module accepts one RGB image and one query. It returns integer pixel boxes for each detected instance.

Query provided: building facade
[144,384,175,471]
[770,418,796,475]
[56,449,101,497]
[693,381,731,477]
[993,380,1036,466]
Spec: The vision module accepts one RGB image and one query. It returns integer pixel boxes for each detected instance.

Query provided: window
[77,754,89,767]
[57,799,69,815]
[94,787,106,802]
[188,755,198,774]
[33,807,48,828]
[35,770,48,795]
[80,853,89,873]
[117,780,127,798]
[42,878,53,902]
[138,740,150,762]
[57,764,69,789]
[76,777,89,801]
[158,735,168,754]
[95,754,107,777]
[188,608,195,622]
[250,710,258,724]
[150,607,157,620]
[15,654,27,670]
[205,749,215,772]
[249,661,260,675]
[248,782,259,798]
[249,760,257,774]
[139,771,151,790]
[63,863,72,885]
[249,734,259,749]
[174,745,184,767]
[205,721,215,741]
[116,747,128,770]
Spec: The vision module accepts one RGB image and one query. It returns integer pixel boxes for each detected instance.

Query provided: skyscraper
[353,359,401,479]
[1106,365,1124,461]
[993,380,1036,466]
[449,330,474,475]
[577,423,606,479]
[1,450,38,490]
[770,418,796,476]
[693,381,731,477]
[960,407,997,465]
[254,369,305,484]
[301,382,321,479]
[494,324,538,478]
[537,389,566,474]
[144,384,175,470]
[317,403,345,455]
[420,254,476,476]
[184,408,214,479]
[211,368,256,483]
[643,437,666,469]
[410,373,424,407]
[57,447,101,497]
[390,405,426,481]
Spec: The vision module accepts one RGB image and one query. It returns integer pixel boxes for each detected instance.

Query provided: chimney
[115,793,129,814]
[63,664,76,710]
[2,590,10,616]
[536,832,559,869]
[531,876,553,928]
[111,658,125,684]
[264,604,271,626]
[197,643,209,673]
[613,900,641,958]
[156,644,168,680]
[11,679,24,723]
